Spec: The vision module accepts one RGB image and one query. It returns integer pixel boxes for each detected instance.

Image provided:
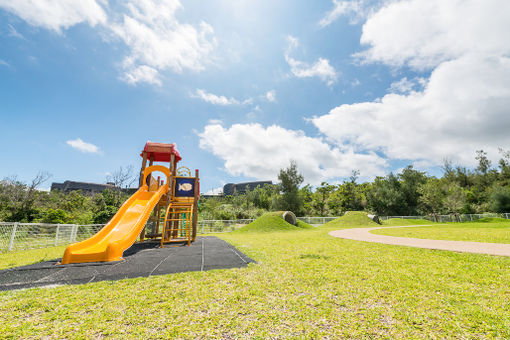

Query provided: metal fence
[297,216,339,225]
[379,213,510,223]
[0,219,256,253]
[0,222,103,253]
[2,213,510,253]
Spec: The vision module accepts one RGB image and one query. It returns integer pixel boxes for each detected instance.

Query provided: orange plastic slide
[61,185,168,264]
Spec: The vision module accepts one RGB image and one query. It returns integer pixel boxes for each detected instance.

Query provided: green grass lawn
[373,220,510,244]
[0,246,67,270]
[382,218,435,226]
[1,217,510,338]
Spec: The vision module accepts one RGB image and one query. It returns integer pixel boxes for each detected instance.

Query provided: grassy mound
[321,211,379,228]
[382,218,434,226]
[472,217,510,223]
[234,211,314,233]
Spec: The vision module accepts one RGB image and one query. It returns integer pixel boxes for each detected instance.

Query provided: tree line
[2,149,510,224]
[200,150,510,219]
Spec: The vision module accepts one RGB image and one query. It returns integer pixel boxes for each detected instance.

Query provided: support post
[70,225,78,243]
[54,225,60,246]
[192,169,199,241]
[8,222,18,251]
[139,151,148,187]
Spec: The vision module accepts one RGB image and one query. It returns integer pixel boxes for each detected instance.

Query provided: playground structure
[60,142,199,264]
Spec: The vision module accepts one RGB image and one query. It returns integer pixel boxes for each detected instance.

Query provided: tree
[444,183,467,213]
[277,160,304,214]
[0,171,51,222]
[475,149,491,175]
[399,166,427,215]
[498,148,510,184]
[107,165,135,188]
[418,178,445,214]
[311,182,335,216]
[367,173,405,215]
[489,186,510,213]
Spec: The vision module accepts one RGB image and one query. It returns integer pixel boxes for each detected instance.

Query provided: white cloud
[198,123,387,185]
[313,54,510,168]
[357,0,510,70]
[351,78,361,87]
[388,77,427,94]
[265,90,276,102]
[66,138,100,154]
[319,0,380,27]
[0,0,107,33]
[111,0,216,85]
[204,186,223,195]
[122,65,162,86]
[8,24,25,39]
[191,89,248,106]
[310,0,510,169]
[0,0,217,86]
[285,36,338,86]
[0,59,9,67]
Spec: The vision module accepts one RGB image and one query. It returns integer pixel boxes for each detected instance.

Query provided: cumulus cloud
[285,36,338,86]
[122,65,162,86]
[356,0,510,69]
[387,77,425,94]
[0,0,107,33]
[198,123,387,185]
[191,89,252,106]
[314,55,510,166]
[66,138,100,154]
[0,0,217,86]
[303,0,510,173]
[110,0,216,85]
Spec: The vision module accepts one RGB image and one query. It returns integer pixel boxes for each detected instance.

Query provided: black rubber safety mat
[0,236,254,291]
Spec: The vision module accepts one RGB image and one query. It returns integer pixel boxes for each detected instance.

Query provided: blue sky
[1,0,509,194]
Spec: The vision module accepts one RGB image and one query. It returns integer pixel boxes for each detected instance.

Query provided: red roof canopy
[140,142,182,163]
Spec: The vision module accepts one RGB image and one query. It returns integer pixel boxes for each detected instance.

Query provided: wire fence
[0,223,103,253]
[2,213,510,253]
[378,213,510,223]
[297,216,340,225]
[0,219,256,253]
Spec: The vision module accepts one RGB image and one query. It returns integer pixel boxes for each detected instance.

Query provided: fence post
[54,225,60,246]
[69,224,78,243]
[8,222,18,251]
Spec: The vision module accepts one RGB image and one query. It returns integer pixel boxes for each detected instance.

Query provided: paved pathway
[329,225,510,257]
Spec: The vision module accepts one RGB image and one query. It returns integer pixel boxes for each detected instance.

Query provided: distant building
[223,181,273,196]
[50,181,119,194]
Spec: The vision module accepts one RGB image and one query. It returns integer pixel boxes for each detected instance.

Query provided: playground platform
[0,237,254,291]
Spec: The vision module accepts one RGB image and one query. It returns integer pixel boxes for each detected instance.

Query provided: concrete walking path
[329,225,510,257]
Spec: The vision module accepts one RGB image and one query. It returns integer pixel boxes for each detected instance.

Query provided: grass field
[1,214,509,338]
[373,218,510,244]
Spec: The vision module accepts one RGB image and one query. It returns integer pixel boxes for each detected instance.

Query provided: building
[50,181,120,194]
[223,181,273,196]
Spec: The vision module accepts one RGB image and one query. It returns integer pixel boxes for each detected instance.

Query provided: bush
[41,209,70,224]
[489,187,510,213]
